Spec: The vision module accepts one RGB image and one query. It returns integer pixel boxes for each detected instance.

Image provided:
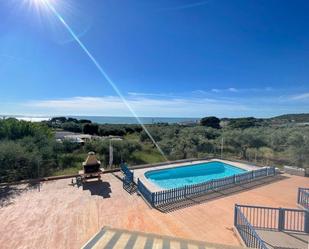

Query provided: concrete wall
[284,166,306,177]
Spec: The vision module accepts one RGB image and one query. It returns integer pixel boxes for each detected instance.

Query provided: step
[82,227,245,249]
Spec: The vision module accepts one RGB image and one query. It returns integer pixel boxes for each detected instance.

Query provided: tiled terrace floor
[256,230,309,249]
[0,172,308,249]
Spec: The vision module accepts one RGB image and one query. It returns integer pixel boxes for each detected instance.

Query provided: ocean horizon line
[0,114,200,124]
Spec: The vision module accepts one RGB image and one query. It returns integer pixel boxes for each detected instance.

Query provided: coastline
[0,115,199,124]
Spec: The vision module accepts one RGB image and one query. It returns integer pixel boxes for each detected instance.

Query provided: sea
[0,115,200,124]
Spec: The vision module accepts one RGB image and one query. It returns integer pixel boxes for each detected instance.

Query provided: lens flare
[32,0,45,5]
[35,0,168,161]
[24,0,55,11]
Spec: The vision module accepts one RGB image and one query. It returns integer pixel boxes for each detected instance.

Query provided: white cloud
[127,92,173,97]
[290,92,309,100]
[208,87,239,93]
[158,1,209,11]
[22,96,249,117]
[211,89,220,93]
[228,87,238,92]
[207,87,273,94]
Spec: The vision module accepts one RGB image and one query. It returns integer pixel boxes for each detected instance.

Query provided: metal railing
[138,167,275,207]
[137,179,153,205]
[298,188,309,210]
[234,205,268,249]
[236,204,309,234]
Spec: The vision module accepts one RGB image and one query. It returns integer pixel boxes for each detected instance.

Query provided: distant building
[178,120,199,126]
[64,134,92,144]
[55,131,123,144]
[54,131,76,140]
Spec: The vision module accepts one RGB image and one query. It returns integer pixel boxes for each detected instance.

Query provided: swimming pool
[145,161,246,189]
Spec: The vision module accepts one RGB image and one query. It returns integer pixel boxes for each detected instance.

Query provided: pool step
[82,227,245,249]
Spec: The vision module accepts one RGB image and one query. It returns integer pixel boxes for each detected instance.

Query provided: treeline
[270,113,309,123]
[0,116,308,183]
[0,118,61,182]
[139,121,309,168]
[45,117,142,136]
[0,118,93,182]
[0,118,145,183]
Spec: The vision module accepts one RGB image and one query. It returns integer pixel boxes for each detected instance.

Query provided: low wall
[284,166,306,177]
[0,157,275,187]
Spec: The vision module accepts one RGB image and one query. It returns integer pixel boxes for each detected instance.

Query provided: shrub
[200,116,221,129]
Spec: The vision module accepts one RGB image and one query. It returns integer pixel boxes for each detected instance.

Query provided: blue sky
[0,0,309,118]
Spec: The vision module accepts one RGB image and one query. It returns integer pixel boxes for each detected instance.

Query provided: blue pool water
[145,161,246,189]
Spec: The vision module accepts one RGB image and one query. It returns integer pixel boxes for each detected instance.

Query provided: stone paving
[0,169,308,249]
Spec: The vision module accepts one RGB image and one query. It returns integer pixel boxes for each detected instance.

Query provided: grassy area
[131,149,166,165]
[123,134,166,165]
[124,132,140,142]
[51,166,83,176]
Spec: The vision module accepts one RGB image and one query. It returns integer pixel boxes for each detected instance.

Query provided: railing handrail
[236,204,307,212]
[237,204,306,212]
[299,188,309,192]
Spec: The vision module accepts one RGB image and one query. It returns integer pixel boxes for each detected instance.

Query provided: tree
[287,131,309,167]
[200,116,221,129]
[50,117,67,123]
[67,117,79,123]
[0,118,51,140]
[139,127,163,142]
[98,126,126,136]
[62,122,82,133]
[79,119,92,124]
[0,141,40,182]
[228,117,258,129]
[223,129,266,159]
[83,123,99,135]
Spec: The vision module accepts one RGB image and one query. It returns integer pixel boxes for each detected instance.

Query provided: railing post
[297,188,301,204]
[278,208,285,231]
[266,167,269,176]
[270,167,275,176]
[234,205,238,227]
[137,179,140,191]
[151,192,155,207]
[304,211,309,233]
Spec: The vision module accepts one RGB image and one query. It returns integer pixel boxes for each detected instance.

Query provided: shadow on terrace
[155,174,288,213]
[0,182,40,208]
[82,180,112,198]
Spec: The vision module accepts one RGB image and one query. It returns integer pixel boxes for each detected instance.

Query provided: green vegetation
[0,115,308,183]
[271,113,309,123]
[226,117,263,129]
[200,116,221,129]
[45,117,142,136]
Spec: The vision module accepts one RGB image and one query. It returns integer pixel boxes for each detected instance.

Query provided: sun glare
[23,0,57,13]
[19,0,168,160]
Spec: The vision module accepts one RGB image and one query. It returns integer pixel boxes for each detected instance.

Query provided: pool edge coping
[133,159,261,192]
